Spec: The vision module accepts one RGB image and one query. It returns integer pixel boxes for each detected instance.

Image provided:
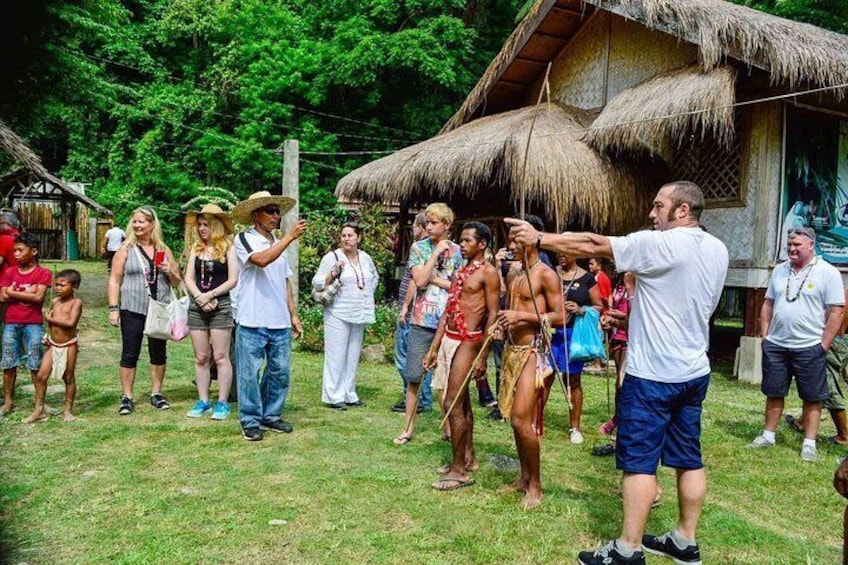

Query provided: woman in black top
[183,204,238,420]
[550,254,603,445]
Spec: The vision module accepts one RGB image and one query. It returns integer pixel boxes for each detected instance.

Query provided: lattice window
[671,132,742,204]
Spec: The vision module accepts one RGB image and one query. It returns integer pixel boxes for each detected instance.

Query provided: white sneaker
[570,428,584,444]
[801,444,818,462]
[748,435,775,448]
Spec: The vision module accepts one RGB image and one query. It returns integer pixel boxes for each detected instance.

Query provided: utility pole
[282,139,300,301]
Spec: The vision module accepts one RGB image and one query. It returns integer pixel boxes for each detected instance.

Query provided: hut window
[671,132,741,205]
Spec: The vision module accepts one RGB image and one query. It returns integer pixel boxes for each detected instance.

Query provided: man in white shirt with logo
[749,227,844,461]
[507,180,728,565]
[232,191,307,442]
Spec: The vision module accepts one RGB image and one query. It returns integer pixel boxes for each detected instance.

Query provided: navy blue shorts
[616,374,710,474]
[761,340,828,402]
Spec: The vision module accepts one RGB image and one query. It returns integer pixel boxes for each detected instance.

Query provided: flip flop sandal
[431,477,475,491]
[393,435,412,446]
[150,393,170,410]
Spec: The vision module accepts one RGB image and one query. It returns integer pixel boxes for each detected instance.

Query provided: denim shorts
[616,374,710,474]
[406,325,436,384]
[761,340,828,402]
[1,323,44,370]
[188,295,234,330]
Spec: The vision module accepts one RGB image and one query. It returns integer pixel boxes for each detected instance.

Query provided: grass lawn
[0,260,844,564]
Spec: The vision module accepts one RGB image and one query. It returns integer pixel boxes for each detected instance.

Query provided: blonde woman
[183,204,238,420]
[107,207,181,415]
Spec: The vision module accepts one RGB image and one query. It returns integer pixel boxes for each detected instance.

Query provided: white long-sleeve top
[312,249,378,324]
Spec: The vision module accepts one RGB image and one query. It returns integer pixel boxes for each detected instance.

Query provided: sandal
[118,396,134,416]
[150,393,170,411]
[393,435,412,446]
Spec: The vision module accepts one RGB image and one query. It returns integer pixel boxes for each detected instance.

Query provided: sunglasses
[260,206,281,216]
[787,227,813,239]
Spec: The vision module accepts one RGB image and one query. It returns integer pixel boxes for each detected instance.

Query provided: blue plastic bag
[568,307,605,362]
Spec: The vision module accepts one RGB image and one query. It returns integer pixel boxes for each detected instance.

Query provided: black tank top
[195,257,229,295]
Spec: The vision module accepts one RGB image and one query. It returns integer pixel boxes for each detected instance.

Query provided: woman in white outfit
[313,223,378,410]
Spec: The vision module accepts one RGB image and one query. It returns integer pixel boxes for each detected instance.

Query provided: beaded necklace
[785,257,817,302]
[345,250,365,290]
[138,246,158,289]
[199,257,216,291]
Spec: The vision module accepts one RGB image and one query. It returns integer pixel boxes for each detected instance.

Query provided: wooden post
[282,139,300,301]
[744,288,766,337]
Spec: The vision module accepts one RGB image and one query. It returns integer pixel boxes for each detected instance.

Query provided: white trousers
[322,312,366,404]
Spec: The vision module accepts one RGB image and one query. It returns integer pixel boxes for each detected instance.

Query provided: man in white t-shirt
[232,191,307,442]
[749,227,844,461]
[102,224,126,272]
[507,180,728,565]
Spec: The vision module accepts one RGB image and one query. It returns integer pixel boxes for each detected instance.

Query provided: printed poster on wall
[780,106,848,265]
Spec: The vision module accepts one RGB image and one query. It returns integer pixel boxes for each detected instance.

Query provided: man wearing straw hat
[232,191,307,442]
[507,181,728,565]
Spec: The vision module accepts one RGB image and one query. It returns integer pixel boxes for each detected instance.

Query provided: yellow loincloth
[498,341,553,422]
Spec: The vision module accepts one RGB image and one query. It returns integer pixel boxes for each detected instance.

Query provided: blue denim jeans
[1,323,44,370]
[393,320,432,409]
[236,326,291,429]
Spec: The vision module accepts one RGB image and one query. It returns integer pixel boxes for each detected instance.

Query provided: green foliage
[730,0,848,33]
[0,0,526,251]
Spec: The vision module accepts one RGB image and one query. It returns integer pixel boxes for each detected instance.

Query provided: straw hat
[232,191,296,225]
[186,204,234,235]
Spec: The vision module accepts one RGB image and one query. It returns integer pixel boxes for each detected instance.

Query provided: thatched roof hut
[443,0,848,133]
[336,103,652,232]
[0,119,111,215]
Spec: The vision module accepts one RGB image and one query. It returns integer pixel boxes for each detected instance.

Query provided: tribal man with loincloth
[424,222,500,491]
[496,216,564,509]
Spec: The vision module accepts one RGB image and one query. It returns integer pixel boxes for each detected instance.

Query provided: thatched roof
[443,0,848,133]
[0,119,111,215]
[0,119,49,179]
[585,64,736,158]
[336,103,651,233]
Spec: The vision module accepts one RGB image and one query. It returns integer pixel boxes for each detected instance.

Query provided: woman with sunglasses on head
[183,204,238,420]
[312,222,379,410]
[107,206,182,415]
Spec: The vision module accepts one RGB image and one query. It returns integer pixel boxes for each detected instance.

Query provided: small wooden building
[0,120,112,259]
[336,0,848,338]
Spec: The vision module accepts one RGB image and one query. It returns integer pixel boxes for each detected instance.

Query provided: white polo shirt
[234,228,293,329]
[609,227,729,383]
[764,257,844,349]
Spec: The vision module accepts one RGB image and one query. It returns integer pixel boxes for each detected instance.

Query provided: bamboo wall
[547,12,697,111]
[15,200,95,260]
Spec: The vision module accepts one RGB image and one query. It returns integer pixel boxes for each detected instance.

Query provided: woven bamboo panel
[607,16,698,101]
[672,134,741,202]
[14,200,94,259]
[549,12,608,109]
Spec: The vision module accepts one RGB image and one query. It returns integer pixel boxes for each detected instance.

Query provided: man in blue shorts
[507,180,728,565]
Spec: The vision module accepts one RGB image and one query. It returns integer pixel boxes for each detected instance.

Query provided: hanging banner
[780,106,848,265]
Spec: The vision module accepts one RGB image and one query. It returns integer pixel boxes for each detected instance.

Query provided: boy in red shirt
[0,233,52,416]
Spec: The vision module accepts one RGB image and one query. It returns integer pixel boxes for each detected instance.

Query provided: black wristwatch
[535,233,543,250]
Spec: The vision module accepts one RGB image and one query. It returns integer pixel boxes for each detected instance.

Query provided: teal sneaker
[211,401,231,420]
[186,400,212,418]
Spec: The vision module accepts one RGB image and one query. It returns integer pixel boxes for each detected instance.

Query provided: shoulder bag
[311,251,342,307]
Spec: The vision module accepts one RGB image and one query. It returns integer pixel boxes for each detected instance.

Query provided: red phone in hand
[154,250,166,266]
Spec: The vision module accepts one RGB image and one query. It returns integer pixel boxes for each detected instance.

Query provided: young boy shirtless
[496,219,563,509]
[424,222,500,491]
[23,270,82,423]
